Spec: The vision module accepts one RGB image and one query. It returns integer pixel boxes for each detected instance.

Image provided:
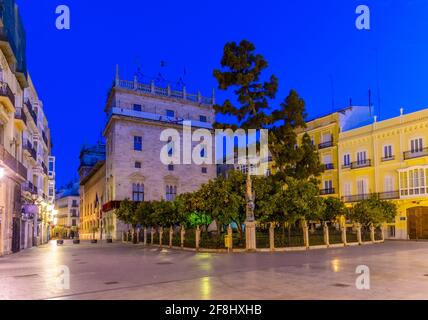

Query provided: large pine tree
[213,40,278,131]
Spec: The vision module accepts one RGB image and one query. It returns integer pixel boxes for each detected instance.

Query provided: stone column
[356,223,362,245]
[245,221,257,251]
[159,227,163,248]
[180,226,185,249]
[169,226,173,248]
[302,220,310,249]
[341,223,347,246]
[143,228,147,246]
[195,226,201,251]
[370,224,375,243]
[323,222,330,247]
[151,228,155,245]
[269,223,275,251]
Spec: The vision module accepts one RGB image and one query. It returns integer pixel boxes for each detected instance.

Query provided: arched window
[132,183,144,202]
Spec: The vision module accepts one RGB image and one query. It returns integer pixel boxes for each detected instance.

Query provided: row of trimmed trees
[116,170,397,245]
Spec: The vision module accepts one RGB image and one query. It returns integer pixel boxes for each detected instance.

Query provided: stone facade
[0,1,55,255]
[90,71,217,240]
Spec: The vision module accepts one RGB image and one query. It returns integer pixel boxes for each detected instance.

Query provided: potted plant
[106,224,114,243]
[90,226,99,243]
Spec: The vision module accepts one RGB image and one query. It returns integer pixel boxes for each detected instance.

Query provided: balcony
[24,141,37,161]
[14,108,27,128]
[320,188,335,195]
[24,99,38,126]
[351,159,372,169]
[343,194,371,203]
[403,148,428,160]
[318,140,334,149]
[0,81,15,112]
[381,155,395,162]
[343,191,400,203]
[324,163,334,170]
[378,191,400,200]
[342,163,351,169]
[42,131,48,146]
[102,201,122,213]
[41,162,48,175]
[22,181,38,195]
[0,143,27,179]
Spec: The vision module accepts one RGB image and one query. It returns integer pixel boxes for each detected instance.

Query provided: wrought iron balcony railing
[42,131,48,146]
[0,81,15,108]
[0,143,27,179]
[24,99,38,126]
[22,181,38,195]
[381,155,395,162]
[324,163,334,170]
[24,140,37,161]
[14,108,27,125]
[318,140,334,149]
[343,191,400,203]
[320,188,335,195]
[403,148,428,160]
[350,159,372,169]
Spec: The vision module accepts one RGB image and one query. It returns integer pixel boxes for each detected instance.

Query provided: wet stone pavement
[1,240,428,300]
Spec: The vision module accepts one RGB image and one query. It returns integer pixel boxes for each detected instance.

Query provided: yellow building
[300,106,428,240]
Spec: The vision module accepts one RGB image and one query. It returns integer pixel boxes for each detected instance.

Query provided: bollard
[323,222,330,247]
[269,223,275,251]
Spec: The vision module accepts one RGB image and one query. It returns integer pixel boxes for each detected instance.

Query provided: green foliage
[347,196,398,227]
[269,90,308,181]
[213,39,278,130]
[253,174,281,222]
[273,178,324,223]
[323,197,346,222]
[293,133,325,181]
[187,212,212,228]
[116,199,138,227]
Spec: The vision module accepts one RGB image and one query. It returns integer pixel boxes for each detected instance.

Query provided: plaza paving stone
[1,240,428,300]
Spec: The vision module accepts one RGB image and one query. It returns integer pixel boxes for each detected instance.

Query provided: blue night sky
[15,0,428,187]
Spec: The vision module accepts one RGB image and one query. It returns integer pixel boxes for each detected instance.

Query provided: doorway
[407,207,428,239]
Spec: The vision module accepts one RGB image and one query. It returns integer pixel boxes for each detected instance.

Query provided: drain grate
[14,274,39,279]
[332,283,351,288]
[104,281,119,285]
[157,262,173,265]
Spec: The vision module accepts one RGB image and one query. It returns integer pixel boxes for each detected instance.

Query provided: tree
[252,174,281,223]
[269,90,307,181]
[116,199,139,242]
[213,40,278,131]
[347,196,398,227]
[136,201,155,228]
[322,197,346,223]
[293,133,325,181]
[269,90,325,182]
[151,199,180,228]
[213,40,278,238]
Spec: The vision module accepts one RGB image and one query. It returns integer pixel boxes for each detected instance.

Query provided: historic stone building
[80,67,216,240]
[55,182,80,238]
[0,0,55,255]
[296,105,428,240]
